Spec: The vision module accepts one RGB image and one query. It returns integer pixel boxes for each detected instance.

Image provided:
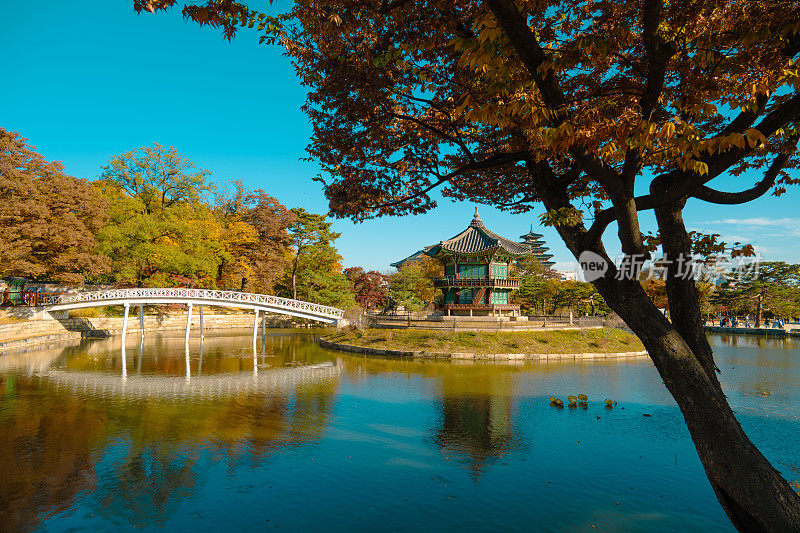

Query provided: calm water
[1,330,798,532]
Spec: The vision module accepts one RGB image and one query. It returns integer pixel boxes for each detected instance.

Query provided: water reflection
[0,332,797,531]
[0,331,339,531]
[0,377,104,532]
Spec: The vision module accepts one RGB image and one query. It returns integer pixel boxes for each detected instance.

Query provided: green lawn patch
[326,328,644,354]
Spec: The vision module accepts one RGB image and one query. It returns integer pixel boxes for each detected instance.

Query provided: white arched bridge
[43,288,346,343]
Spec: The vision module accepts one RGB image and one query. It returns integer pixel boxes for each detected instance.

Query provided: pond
[0,330,798,532]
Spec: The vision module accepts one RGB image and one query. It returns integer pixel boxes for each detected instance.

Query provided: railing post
[185,303,193,344]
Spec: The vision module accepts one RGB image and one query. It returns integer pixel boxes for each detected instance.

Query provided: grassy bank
[326,328,644,354]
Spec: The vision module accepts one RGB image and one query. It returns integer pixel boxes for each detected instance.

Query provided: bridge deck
[45,288,344,324]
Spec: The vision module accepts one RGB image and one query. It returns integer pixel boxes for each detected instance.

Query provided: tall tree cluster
[713,262,800,327]
[0,136,358,308]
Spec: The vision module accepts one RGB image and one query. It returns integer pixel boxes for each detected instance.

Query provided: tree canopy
[713,261,800,327]
[0,129,109,283]
[137,0,800,528]
[95,145,223,287]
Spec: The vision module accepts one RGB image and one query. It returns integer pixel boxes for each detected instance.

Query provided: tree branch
[485,0,623,192]
[374,151,529,209]
[692,138,798,204]
[587,132,798,240]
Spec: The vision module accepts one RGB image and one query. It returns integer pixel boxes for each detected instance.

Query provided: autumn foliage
[130,0,800,528]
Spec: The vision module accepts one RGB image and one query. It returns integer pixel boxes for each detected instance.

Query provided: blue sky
[3,0,799,272]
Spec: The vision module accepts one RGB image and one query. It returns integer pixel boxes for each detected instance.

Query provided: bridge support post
[253,309,260,347]
[121,342,127,381]
[138,304,145,341]
[122,303,130,345]
[185,342,191,382]
[199,305,204,340]
[185,303,193,344]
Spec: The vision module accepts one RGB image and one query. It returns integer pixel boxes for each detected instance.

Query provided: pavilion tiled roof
[389,247,434,269]
[425,209,532,258]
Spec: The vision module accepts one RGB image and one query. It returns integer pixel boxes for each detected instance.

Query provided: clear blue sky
[3,0,799,272]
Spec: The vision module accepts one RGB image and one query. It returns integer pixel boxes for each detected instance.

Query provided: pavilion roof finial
[470,206,484,228]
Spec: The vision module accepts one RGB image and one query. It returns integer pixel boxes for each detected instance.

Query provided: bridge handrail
[52,288,345,319]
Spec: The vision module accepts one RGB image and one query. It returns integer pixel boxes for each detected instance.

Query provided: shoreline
[320,338,647,360]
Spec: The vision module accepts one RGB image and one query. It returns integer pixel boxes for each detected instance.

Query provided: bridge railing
[53,288,345,319]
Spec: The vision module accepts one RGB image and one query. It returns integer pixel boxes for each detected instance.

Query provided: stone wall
[0,309,304,353]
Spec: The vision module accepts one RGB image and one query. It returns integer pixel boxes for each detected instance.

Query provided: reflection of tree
[96,443,199,526]
[0,376,106,532]
[1,331,339,530]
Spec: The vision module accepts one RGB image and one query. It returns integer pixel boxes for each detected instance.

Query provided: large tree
[279,208,354,307]
[212,180,294,292]
[96,145,223,287]
[0,129,109,283]
[714,262,800,327]
[344,267,390,311]
[138,1,800,529]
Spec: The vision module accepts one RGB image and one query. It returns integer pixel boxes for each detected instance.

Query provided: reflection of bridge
[36,361,340,400]
[45,288,346,343]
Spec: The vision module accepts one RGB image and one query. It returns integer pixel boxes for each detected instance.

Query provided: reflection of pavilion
[37,362,339,400]
[432,374,521,477]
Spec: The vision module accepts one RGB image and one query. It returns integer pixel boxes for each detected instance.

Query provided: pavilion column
[185,303,193,344]
[199,305,204,340]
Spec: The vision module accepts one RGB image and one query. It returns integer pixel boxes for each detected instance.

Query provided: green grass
[326,328,644,354]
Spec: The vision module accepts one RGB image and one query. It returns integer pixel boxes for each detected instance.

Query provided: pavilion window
[458,264,487,278]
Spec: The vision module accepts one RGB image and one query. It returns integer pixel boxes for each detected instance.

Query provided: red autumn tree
[135,1,800,529]
[344,267,390,311]
[0,129,109,283]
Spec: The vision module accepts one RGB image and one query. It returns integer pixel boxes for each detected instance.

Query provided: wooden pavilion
[393,209,551,317]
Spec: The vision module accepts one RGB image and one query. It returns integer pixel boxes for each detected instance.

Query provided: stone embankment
[0,309,303,353]
[319,338,647,361]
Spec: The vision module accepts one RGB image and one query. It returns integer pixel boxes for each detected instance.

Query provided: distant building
[559,270,579,281]
[391,209,555,317]
[519,226,555,267]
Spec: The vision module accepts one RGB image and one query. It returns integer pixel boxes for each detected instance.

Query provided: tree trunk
[291,247,301,300]
[756,294,764,328]
[217,261,225,286]
[655,205,721,386]
[595,275,800,531]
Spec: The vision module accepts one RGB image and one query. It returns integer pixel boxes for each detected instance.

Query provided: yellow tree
[136,1,800,528]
